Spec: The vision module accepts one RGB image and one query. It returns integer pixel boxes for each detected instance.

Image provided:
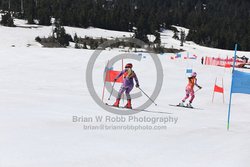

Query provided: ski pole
[138,87,157,106]
[194,88,202,93]
[108,81,116,100]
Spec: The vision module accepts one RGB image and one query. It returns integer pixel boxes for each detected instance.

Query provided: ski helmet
[125,63,133,68]
[191,72,197,77]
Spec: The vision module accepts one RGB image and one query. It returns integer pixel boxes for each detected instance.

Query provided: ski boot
[113,99,120,107]
[178,101,185,107]
[124,99,132,109]
[186,102,193,108]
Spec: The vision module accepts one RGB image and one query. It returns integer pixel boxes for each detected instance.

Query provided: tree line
[0,0,249,51]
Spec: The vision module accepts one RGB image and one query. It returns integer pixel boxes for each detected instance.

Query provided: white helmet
[191,72,197,77]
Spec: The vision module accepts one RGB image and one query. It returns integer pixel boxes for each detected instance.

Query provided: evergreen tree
[25,0,36,24]
[53,19,72,46]
[0,12,15,27]
[180,30,185,46]
[154,31,161,45]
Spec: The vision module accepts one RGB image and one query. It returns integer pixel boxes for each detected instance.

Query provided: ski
[169,104,200,110]
[105,103,172,114]
[105,103,144,111]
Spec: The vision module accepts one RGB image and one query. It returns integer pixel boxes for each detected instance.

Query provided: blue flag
[232,70,250,94]
[175,53,181,58]
[186,69,192,74]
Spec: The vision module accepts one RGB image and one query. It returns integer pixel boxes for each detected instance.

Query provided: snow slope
[0,19,133,48]
[0,20,250,167]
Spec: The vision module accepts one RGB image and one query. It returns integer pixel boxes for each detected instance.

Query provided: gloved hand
[135,84,140,88]
[114,78,117,82]
[198,86,202,89]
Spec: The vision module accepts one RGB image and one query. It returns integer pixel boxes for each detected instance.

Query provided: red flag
[214,84,224,93]
[105,70,123,83]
